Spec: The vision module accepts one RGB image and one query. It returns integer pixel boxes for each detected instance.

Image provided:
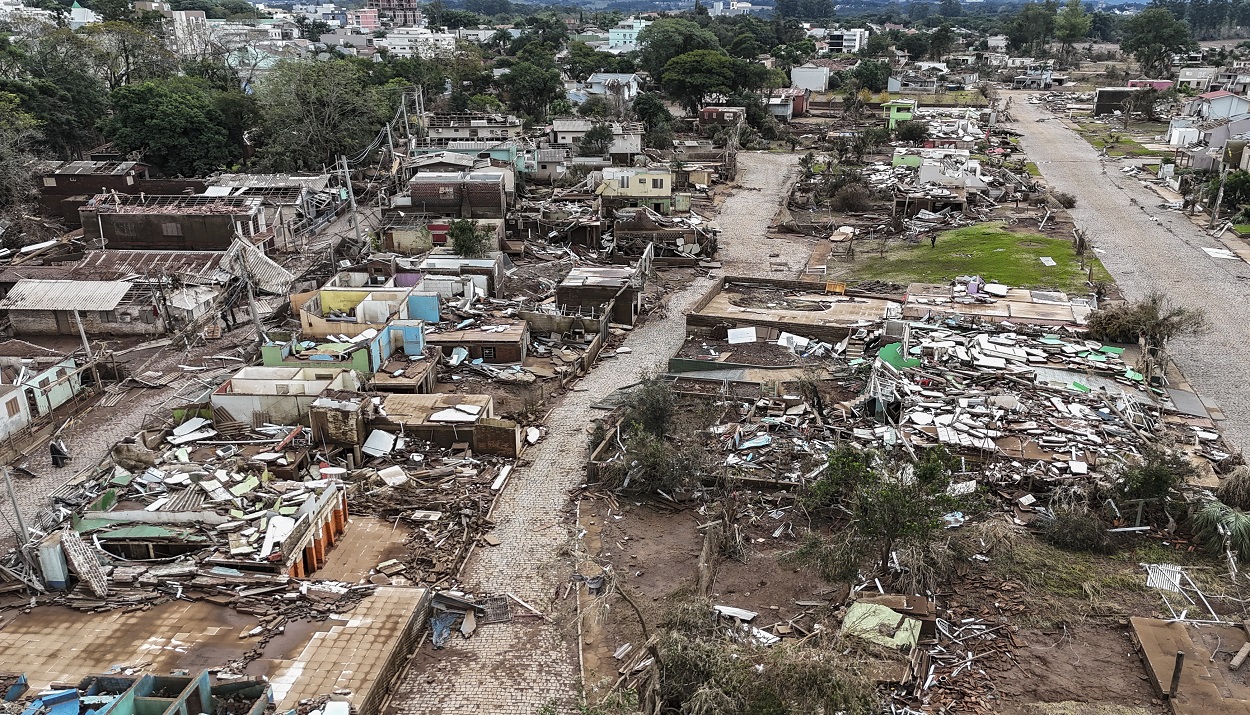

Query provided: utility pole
[3,467,29,545]
[1210,165,1229,229]
[340,155,364,261]
[71,309,102,390]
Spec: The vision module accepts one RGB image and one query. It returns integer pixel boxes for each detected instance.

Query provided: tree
[774,0,836,20]
[662,50,734,115]
[860,32,891,57]
[895,120,929,143]
[564,40,605,80]
[81,21,178,89]
[1054,0,1092,65]
[101,77,237,176]
[1007,2,1058,55]
[498,59,562,119]
[728,32,765,59]
[1119,447,1197,503]
[578,122,614,156]
[449,219,490,258]
[0,93,40,224]
[939,0,961,16]
[637,18,721,77]
[577,95,610,117]
[1121,7,1194,79]
[254,60,391,172]
[927,23,955,60]
[853,464,956,573]
[849,59,890,92]
[1207,169,1250,216]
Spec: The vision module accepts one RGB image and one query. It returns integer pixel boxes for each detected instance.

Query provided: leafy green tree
[499,59,562,119]
[927,23,955,59]
[449,219,491,257]
[939,0,961,16]
[577,95,610,117]
[1121,7,1194,78]
[728,32,765,59]
[578,122,614,156]
[439,9,480,29]
[637,18,721,77]
[662,50,734,115]
[774,0,835,20]
[1055,0,1092,63]
[895,120,929,143]
[1119,447,1197,502]
[860,32,891,57]
[101,77,236,176]
[849,59,890,92]
[467,93,504,112]
[1007,2,1058,55]
[254,60,390,171]
[90,0,136,22]
[564,41,605,80]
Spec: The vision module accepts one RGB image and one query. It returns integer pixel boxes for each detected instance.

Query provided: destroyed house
[76,463,350,577]
[425,321,529,363]
[15,672,270,715]
[612,208,715,258]
[373,392,521,456]
[211,366,360,425]
[416,252,508,298]
[34,161,206,226]
[548,118,645,161]
[204,172,338,247]
[0,279,168,337]
[291,286,425,340]
[260,310,430,383]
[406,171,507,219]
[556,255,650,326]
[79,194,269,251]
[423,112,523,146]
[0,341,83,417]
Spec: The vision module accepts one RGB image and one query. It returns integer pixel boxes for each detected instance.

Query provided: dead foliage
[1216,465,1250,511]
[1038,506,1121,555]
[1084,291,1210,347]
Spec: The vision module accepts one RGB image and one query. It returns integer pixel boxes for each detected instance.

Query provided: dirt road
[1007,92,1250,453]
[386,151,801,715]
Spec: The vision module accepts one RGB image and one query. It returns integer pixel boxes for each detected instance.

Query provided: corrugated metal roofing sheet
[0,279,132,311]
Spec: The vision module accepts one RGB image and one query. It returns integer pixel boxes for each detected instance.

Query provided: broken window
[481,347,496,360]
[275,384,290,395]
[98,310,117,322]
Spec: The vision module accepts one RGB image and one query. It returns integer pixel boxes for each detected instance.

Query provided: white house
[608,17,649,48]
[1184,90,1250,120]
[791,63,831,92]
[586,72,641,101]
[986,35,1008,53]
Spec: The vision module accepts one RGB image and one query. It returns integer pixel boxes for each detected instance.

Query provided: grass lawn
[848,222,1112,293]
[1025,161,1041,177]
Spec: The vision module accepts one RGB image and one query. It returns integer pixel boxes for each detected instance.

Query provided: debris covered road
[385,151,801,715]
[1007,91,1250,454]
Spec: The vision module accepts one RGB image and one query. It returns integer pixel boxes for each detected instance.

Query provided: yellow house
[597,168,674,213]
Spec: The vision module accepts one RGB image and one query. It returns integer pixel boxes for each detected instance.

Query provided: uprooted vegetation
[1084,291,1210,348]
[628,599,877,715]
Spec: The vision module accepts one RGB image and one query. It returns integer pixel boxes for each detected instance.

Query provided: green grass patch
[1025,161,1041,177]
[848,222,1112,293]
[1233,224,1250,236]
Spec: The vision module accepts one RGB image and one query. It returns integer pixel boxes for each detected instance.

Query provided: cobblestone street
[386,151,802,715]
[1007,94,1250,453]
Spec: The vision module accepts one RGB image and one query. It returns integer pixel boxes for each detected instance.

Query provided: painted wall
[0,387,32,440]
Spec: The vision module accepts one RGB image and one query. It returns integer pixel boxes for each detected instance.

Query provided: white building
[68,1,98,28]
[586,72,641,101]
[380,27,456,58]
[608,17,649,49]
[791,63,831,91]
[709,1,762,15]
[987,35,1008,53]
[825,28,869,54]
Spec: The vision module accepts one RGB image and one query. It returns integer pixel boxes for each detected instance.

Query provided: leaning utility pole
[1210,165,1229,229]
[340,155,364,261]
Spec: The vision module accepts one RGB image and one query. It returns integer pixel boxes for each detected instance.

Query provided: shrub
[829,184,872,212]
[1191,499,1250,559]
[1217,466,1250,511]
[1118,447,1197,502]
[1085,291,1210,347]
[599,428,707,493]
[1051,191,1077,208]
[619,375,674,437]
[1039,506,1120,555]
[895,120,929,143]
